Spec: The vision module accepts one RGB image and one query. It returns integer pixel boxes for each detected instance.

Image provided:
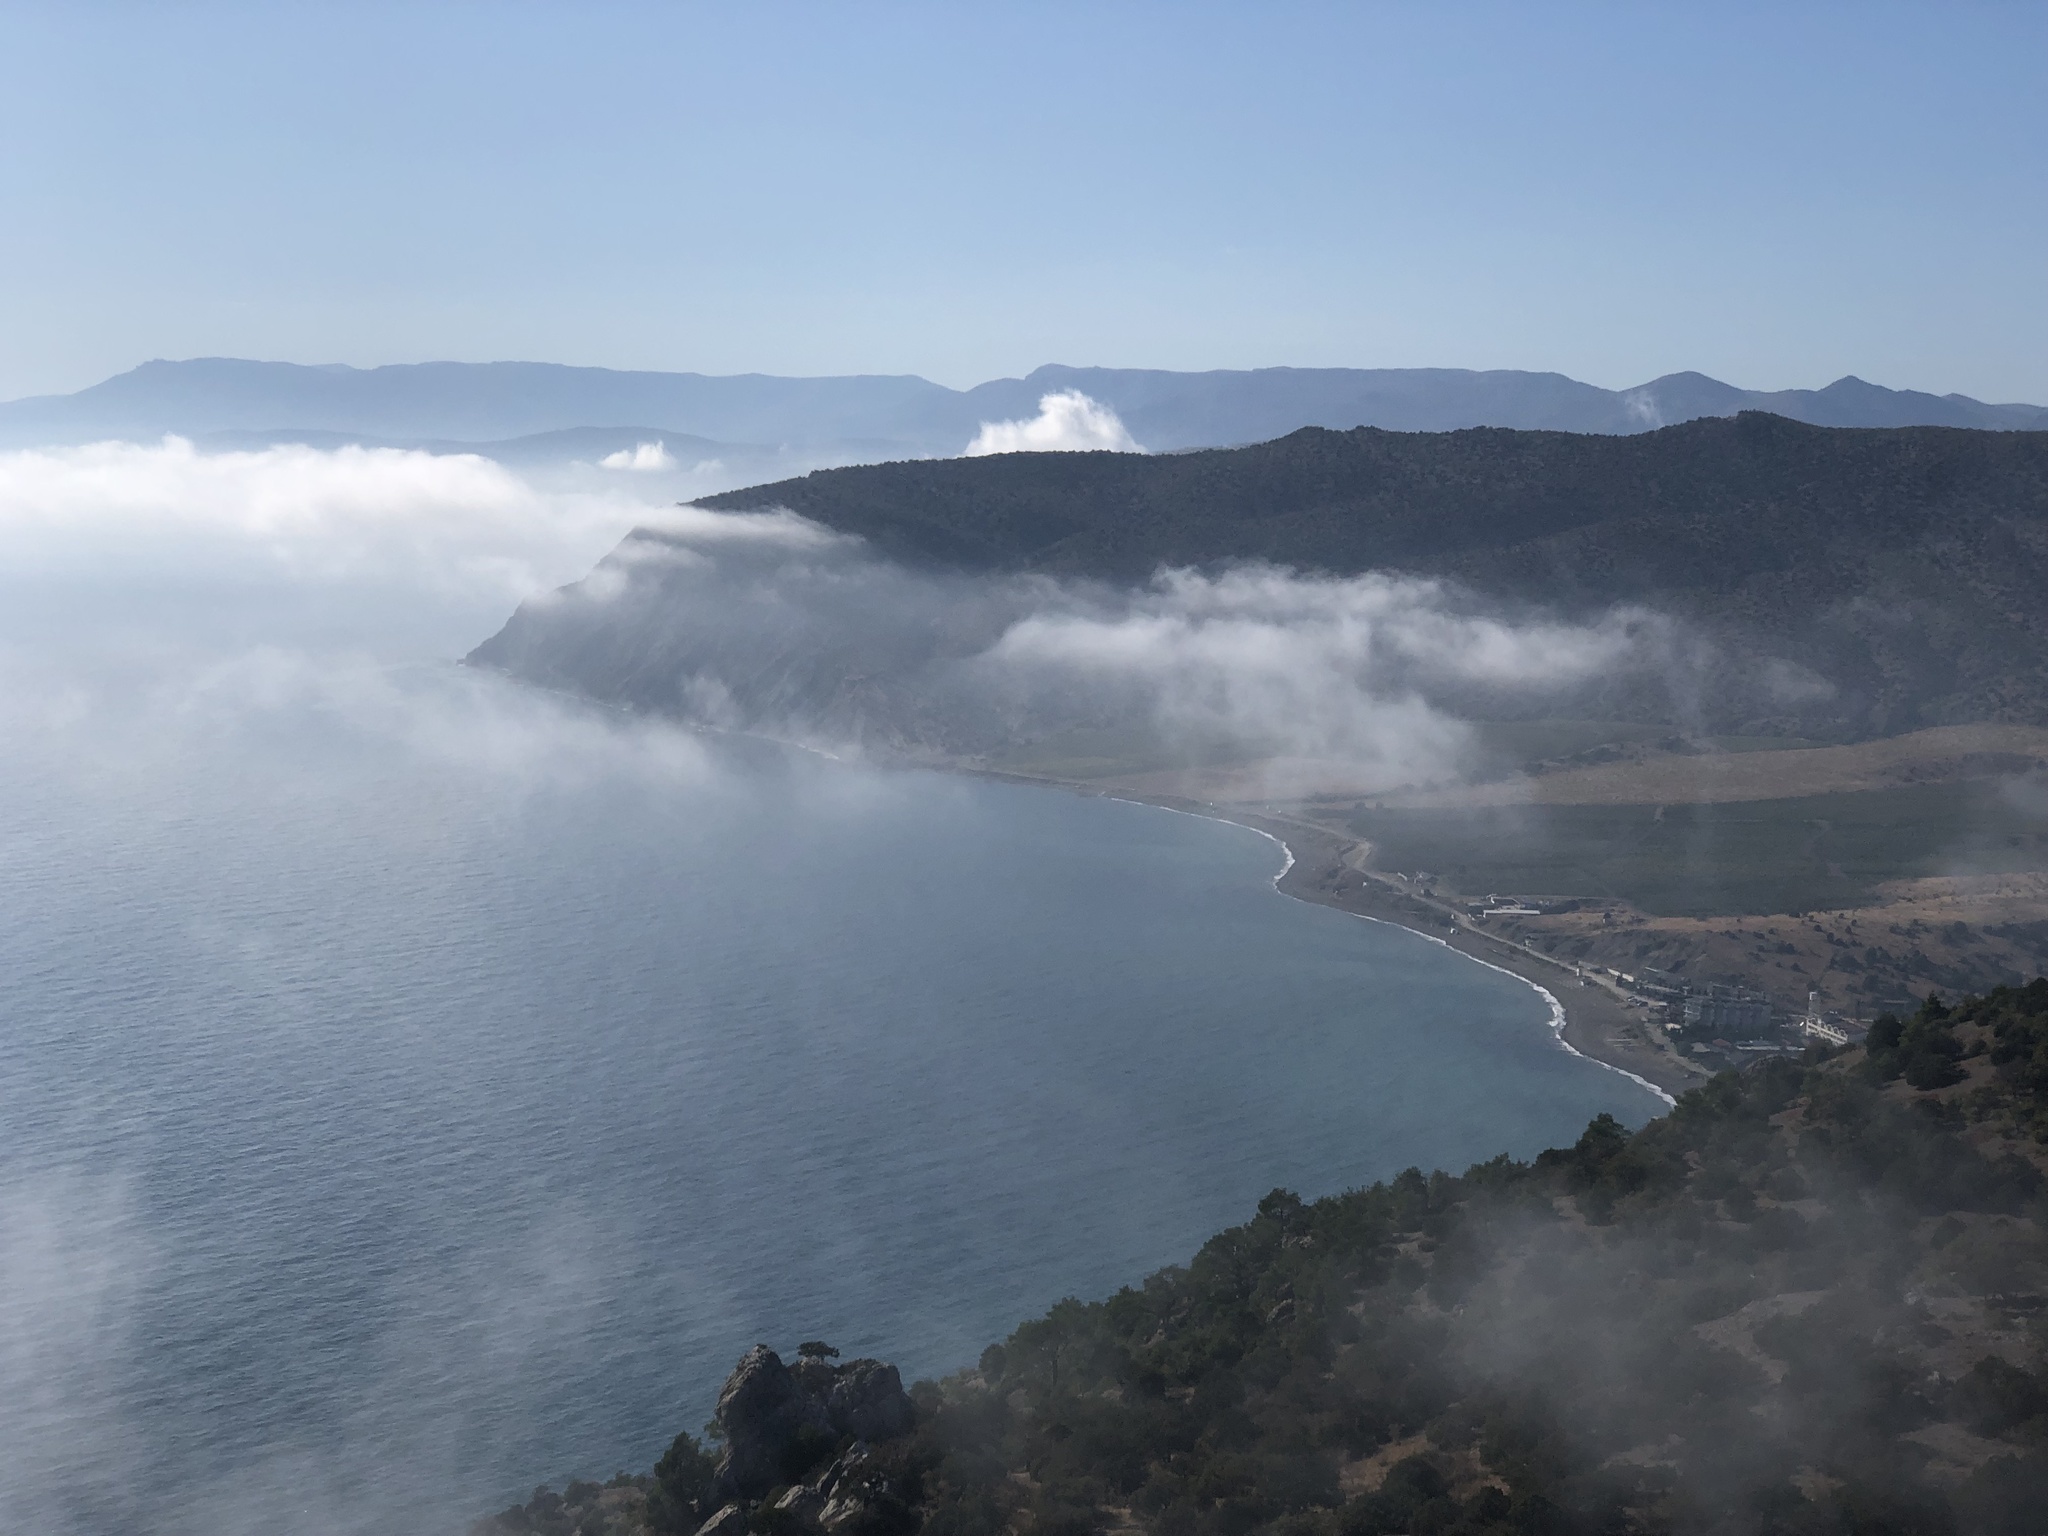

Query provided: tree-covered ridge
[691,414,2048,737]
[695,413,2048,589]
[480,982,2048,1536]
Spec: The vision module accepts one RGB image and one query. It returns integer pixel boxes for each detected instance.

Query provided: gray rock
[789,1354,841,1401]
[811,1443,868,1501]
[817,1495,868,1534]
[825,1361,914,1442]
[712,1345,828,1501]
[775,1484,827,1523]
[693,1505,749,1536]
[708,1345,916,1506]
[813,1443,899,1534]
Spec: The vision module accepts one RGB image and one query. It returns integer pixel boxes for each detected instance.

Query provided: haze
[2,1,2045,402]
[6,6,2048,1534]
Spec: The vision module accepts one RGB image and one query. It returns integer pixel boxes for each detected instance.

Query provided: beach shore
[1188,802,1704,1102]
[975,770,1708,1103]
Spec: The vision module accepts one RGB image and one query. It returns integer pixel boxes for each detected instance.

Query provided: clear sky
[1,1,2042,402]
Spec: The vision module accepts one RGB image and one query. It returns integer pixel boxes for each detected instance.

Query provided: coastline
[458,676,1696,1100]
[972,769,1707,1104]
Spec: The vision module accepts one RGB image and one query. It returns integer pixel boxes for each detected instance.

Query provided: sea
[0,445,1663,1535]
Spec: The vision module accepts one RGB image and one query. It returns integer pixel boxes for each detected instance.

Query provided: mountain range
[3,358,2043,456]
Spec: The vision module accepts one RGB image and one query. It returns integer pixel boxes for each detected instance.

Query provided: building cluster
[1473,897,1876,1064]
[1681,983,1774,1041]
[1466,893,1586,919]
[1795,991,1869,1047]
[1598,971,1871,1063]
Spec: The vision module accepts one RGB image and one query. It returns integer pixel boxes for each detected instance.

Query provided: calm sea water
[0,624,1661,1536]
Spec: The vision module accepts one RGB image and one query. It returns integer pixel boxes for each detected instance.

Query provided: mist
[0,432,1693,1533]
[18,431,1981,1536]
[0,439,790,1534]
[482,501,1691,798]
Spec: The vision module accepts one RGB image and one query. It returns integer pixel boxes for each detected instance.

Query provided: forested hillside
[697,415,2048,585]
[690,414,2048,737]
[478,981,2048,1536]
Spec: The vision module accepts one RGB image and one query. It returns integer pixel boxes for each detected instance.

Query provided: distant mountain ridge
[2,357,2041,454]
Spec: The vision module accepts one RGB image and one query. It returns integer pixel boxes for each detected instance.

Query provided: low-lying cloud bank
[0,436,660,601]
[0,433,1715,797]
[988,566,1667,785]
[600,441,678,472]
[474,503,1697,796]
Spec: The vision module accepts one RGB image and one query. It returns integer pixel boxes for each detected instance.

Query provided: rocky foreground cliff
[476,982,2048,1536]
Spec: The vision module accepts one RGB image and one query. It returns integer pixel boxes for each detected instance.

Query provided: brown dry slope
[1152,727,2048,1019]
[1381,724,2048,810]
[1478,876,2048,1017]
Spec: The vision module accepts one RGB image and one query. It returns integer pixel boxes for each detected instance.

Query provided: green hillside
[479,982,2048,1536]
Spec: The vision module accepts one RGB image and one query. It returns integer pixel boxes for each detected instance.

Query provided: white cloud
[531,511,1678,790]
[639,503,853,549]
[0,436,699,638]
[987,566,1661,783]
[964,390,1143,456]
[599,440,677,472]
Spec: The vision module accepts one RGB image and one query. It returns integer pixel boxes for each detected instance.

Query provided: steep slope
[684,414,2048,739]
[477,984,2048,1536]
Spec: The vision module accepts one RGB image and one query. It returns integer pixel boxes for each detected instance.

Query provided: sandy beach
[1188,802,1703,1103]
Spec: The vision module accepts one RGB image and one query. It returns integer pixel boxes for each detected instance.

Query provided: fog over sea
[0,440,1661,1535]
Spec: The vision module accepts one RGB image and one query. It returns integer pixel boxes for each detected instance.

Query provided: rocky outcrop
[712,1346,814,1500]
[755,1439,924,1536]
[776,1443,914,1535]
[691,1505,749,1536]
[708,1346,915,1506]
[820,1358,917,1443]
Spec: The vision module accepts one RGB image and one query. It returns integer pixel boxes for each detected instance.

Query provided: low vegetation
[480,984,2048,1536]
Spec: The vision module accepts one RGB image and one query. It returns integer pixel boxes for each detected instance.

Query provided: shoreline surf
[966,765,1707,1101]
[1100,791,1679,1109]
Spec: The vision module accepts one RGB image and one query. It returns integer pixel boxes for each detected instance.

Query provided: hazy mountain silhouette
[3,358,2041,454]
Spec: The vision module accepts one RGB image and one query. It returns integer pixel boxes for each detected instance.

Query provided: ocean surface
[0,458,1663,1536]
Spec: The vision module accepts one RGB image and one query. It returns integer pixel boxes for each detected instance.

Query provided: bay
[0,656,1660,1535]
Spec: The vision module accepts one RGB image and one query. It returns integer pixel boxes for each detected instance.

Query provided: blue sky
[1,1,2042,400]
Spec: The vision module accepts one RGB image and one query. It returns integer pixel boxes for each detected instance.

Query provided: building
[1681,984,1773,1040]
[1629,967,1686,1003]
[1802,1016,1863,1047]
[1797,992,1868,1047]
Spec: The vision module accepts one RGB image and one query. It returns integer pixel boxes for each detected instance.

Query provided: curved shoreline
[1102,792,1681,1109]
[1417,937,1677,1109]
[968,767,1707,1101]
